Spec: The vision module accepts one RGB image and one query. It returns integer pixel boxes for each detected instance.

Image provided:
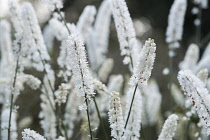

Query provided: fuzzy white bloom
[197,68,208,85]
[142,79,162,125]
[66,30,95,101]
[171,83,185,107]
[55,83,69,105]
[41,0,63,11]
[193,0,208,9]
[86,0,112,71]
[108,75,124,92]
[178,70,210,135]
[98,58,114,83]
[56,136,65,140]
[22,128,46,140]
[108,91,125,140]
[130,38,156,88]
[158,114,178,140]
[43,25,55,52]
[9,0,23,37]
[124,86,142,139]
[77,6,96,41]
[92,78,109,95]
[0,20,14,76]
[1,108,17,140]
[16,73,41,91]
[202,42,210,59]
[179,44,199,72]
[166,0,187,50]
[39,93,56,139]
[39,77,56,139]
[21,2,50,71]
[112,0,138,65]
[196,56,210,73]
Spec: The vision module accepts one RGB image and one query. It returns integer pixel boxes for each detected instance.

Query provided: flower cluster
[108,91,125,140]
[166,0,187,56]
[178,70,210,135]
[22,129,46,140]
[130,38,156,88]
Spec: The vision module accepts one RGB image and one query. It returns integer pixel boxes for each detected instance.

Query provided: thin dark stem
[85,97,93,140]
[56,9,71,35]
[123,84,138,130]
[8,47,21,140]
[93,97,109,140]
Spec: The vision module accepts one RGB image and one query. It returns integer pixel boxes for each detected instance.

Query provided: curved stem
[8,46,21,140]
[123,84,138,131]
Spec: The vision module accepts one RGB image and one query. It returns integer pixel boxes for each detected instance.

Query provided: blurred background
[0,0,210,139]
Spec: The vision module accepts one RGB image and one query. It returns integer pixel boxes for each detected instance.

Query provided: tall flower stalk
[124,38,156,131]
[67,28,95,140]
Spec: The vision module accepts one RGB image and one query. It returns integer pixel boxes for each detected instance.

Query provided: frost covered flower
[202,42,210,59]
[92,78,109,95]
[178,70,210,135]
[66,30,95,101]
[193,0,208,9]
[108,91,125,140]
[21,2,50,71]
[41,0,63,11]
[86,0,112,71]
[158,114,179,140]
[22,128,46,140]
[196,56,210,73]
[9,0,23,37]
[179,44,199,72]
[0,20,14,76]
[130,38,156,88]
[171,83,185,107]
[166,0,187,54]
[77,6,96,41]
[55,83,69,105]
[197,68,208,85]
[108,75,124,92]
[98,58,114,83]
[142,79,162,125]
[56,136,65,140]
[112,0,138,65]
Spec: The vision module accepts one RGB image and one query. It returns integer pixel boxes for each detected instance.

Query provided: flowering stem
[93,97,109,140]
[85,97,93,140]
[123,84,138,131]
[8,45,21,140]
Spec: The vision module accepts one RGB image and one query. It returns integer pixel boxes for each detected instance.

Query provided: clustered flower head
[108,91,125,140]
[111,0,138,65]
[178,70,210,135]
[130,38,156,88]
[66,30,95,100]
[21,2,50,71]
[166,0,187,57]
[158,114,179,140]
[22,128,46,140]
